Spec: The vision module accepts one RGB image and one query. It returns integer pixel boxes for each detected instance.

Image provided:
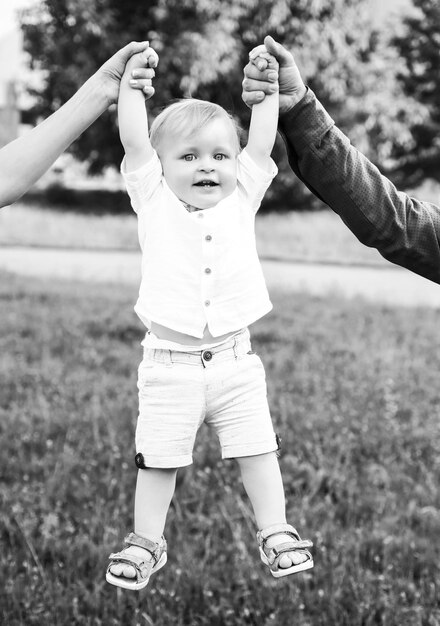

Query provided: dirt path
[1,245,439,308]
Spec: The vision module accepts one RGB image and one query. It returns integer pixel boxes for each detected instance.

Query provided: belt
[144,330,251,367]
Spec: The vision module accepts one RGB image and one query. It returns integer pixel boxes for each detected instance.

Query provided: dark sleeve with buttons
[278,88,440,284]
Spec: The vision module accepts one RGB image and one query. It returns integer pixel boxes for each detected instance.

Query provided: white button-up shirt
[121,148,277,338]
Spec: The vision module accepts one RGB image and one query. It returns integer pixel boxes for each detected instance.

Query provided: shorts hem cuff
[221,441,278,460]
[136,453,193,468]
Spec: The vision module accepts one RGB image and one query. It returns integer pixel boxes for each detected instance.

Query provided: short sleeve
[237,148,278,212]
[120,150,163,214]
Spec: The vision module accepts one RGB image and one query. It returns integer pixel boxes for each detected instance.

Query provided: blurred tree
[20,0,248,175]
[391,0,440,186]
[20,0,419,207]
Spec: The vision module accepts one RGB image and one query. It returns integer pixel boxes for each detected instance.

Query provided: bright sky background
[0,0,38,37]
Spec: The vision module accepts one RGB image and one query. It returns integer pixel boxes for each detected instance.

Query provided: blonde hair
[150,99,241,155]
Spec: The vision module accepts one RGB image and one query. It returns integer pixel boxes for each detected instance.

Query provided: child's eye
[214,153,227,160]
[183,154,196,161]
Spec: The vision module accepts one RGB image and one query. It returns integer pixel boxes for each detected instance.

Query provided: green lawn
[1,271,440,625]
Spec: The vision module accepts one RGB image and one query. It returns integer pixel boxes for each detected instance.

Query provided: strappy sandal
[106,532,167,590]
[257,523,313,578]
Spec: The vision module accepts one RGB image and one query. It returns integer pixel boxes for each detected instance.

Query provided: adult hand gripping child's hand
[242,35,306,115]
[96,41,156,105]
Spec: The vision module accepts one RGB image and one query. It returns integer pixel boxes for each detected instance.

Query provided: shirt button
[198,213,204,218]
[204,267,211,274]
[205,235,212,241]
[204,300,211,306]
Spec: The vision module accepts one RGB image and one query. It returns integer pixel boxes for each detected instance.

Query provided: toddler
[106,43,313,590]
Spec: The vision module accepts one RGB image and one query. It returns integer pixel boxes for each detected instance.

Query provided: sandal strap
[257,523,313,555]
[107,551,153,584]
[258,523,300,542]
[108,551,150,568]
[124,532,167,564]
[270,540,313,554]
[266,540,313,564]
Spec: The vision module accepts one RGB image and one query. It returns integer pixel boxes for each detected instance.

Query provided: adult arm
[0,41,155,209]
[280,89,440,284]
[243,36,440,284]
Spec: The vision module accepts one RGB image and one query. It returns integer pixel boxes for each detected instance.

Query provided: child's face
[158,116,238,210]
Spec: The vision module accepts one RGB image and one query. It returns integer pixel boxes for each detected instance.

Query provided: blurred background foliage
[392,0,440,186]
[19,0,440,208]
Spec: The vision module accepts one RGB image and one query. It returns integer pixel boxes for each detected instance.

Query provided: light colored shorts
[135,329,278,468]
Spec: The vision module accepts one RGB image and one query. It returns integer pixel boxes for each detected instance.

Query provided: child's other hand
[140,45,159,69]
[127,44,159,100]
[125,43,159,71]
[249,45,279,74]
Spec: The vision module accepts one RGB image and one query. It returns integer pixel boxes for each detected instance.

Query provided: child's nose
[199,156,214,171]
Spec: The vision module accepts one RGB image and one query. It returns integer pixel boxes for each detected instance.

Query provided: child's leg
[135,467,177,541]
[236,451,307,569]
[109,467,177,579]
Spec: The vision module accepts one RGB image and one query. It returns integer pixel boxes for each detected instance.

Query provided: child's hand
[248,44,279,76]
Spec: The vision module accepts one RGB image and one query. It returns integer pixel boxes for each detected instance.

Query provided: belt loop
[168,349,173,364]
[200,352,206,368]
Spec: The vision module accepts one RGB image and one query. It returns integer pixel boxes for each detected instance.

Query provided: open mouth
[194,180,219,187]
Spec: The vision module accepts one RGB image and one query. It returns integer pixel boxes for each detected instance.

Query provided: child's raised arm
[245,46,279,171]
[118,44,159,171]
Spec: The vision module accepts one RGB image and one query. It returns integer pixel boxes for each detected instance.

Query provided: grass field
[1,270,440,625]
[0,202,387,268]
[2,177,439,267]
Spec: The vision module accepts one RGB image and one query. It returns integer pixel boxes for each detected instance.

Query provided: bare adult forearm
[279,89,440,284]
[0,73,109,208]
